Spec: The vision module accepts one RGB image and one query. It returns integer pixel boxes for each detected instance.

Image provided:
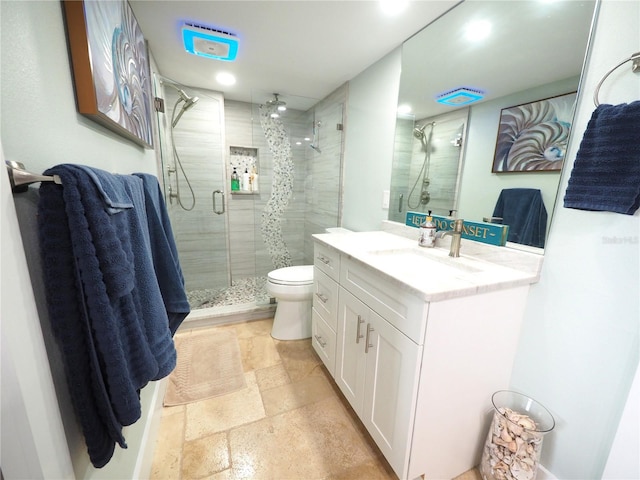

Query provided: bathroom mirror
[388,0,597,250]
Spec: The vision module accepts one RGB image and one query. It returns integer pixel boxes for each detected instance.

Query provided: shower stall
[152,75,345,322]
[389,109,468,222]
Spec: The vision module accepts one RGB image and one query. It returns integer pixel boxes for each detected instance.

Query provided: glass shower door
[154,77,231,310]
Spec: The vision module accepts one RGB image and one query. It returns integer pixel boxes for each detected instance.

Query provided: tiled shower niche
[229,145,259,194]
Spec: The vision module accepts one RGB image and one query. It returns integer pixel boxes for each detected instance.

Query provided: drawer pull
[315,292,328,303]
[314,334,327,348]
[365,324,375,353]
[317,254,330,265]
[355,315,365,344]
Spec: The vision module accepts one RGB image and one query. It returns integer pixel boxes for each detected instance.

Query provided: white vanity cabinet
[311,234,534,480]
[336,287,422,475]
[311,243,341,375]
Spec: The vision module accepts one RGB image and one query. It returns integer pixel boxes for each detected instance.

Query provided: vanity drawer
[340,258,428,345]
[314,243,341,281]
[312,308,336,376]
[313,268,339,331]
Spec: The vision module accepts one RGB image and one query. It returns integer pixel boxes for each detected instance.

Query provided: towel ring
[593,51,640,106]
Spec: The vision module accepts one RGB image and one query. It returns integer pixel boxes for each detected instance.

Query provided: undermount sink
[366,247,484,274]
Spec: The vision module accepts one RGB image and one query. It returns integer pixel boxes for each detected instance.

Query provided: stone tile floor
[150,318,482,480]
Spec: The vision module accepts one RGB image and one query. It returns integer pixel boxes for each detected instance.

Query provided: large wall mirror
[388,0,597,250]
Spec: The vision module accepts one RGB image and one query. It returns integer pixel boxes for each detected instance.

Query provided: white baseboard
[537,464,558,480]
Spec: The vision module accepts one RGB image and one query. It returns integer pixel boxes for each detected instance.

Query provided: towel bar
[5,160,61,193]
[593,51,640,106]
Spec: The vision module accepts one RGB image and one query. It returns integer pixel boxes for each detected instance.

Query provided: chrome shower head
[266,93,287,111]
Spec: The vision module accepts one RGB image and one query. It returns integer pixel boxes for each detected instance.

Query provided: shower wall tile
[225,101,258,279]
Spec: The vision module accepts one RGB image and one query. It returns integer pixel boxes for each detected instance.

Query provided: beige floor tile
[182,432,229,479]
[228,396,377,479]
[326,457,397,480]
[162,403,186,417]
[185,371,265,441]
[150,410,185,480]
[453,467,482,480]
[206,469,237,480]
[254,363,291,392]
[274,338,325,382]
[230,318,274,339]
[153,319,480,480]
[261,373,335,417]
[237,334,282,372]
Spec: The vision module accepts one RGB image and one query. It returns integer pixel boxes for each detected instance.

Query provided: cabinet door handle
[355,315,365,344]
[365,323,375,353]
[314,334,327,348]
[315,292,328,303]
[317,255,330,265]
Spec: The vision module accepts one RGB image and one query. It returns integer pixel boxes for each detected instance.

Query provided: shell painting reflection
[492,92,576,172]
[84,0,154,147]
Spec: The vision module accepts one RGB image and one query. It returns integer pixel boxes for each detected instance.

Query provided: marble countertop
[313,231,540,302]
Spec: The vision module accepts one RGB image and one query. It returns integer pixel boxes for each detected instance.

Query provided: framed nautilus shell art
[63,0,154,148]
[492,92,577,173]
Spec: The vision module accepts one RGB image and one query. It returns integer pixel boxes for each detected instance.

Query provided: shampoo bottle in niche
[251,166,259,192]
[231,168,240,191]
[418,215,436,247]
[241,168,251,191]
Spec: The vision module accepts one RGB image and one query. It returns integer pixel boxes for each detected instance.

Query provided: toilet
[267,227,351,340]
[267,265,314,340]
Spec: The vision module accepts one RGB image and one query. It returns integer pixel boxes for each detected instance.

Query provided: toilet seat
[267,265,314,286]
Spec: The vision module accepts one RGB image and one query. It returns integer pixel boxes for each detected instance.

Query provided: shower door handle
[212,190,225,215]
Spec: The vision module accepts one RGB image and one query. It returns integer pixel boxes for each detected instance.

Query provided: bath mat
[164,328,246,406]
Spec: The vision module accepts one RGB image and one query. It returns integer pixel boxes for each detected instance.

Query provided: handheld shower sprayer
[159,78,198,211]
[171,89,200,127]
[160,79,200,127]
[413,121,435,139]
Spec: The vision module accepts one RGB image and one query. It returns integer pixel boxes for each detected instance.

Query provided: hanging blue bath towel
[564,100,640,215]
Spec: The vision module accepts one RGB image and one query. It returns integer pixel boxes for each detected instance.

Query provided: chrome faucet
[436,219,464,257]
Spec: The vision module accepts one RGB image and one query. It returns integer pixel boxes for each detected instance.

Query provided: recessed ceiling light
[380,0,408,16]
[464,20,492,42]
[216,72,236,86]
[397,104,412,115]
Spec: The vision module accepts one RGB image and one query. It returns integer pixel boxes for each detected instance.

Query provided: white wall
[1,1,163,478]
[510,1,640,478]
[1,147,74,480]
[342,48,401,231]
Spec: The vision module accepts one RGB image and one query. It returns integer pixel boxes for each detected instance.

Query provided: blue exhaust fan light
[436,87,484,106]
[182,23,239,61]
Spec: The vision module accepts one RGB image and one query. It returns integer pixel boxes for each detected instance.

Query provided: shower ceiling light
[436,87,485,106]
[216,72,236,86]
[182,23,239,61]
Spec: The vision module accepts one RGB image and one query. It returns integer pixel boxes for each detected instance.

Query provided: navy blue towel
[492,188,547,248]
[134,173,190,334]
[564,100,640,215]
[38,165,177,468]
